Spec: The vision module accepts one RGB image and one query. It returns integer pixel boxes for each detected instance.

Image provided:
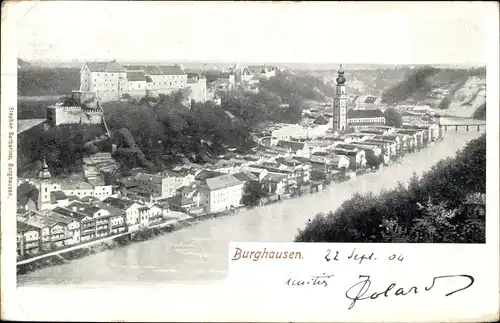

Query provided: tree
[295,134,486,243]
[241,181,268,206]
[438,96,451,110]
[365,149,381,169]
[383,107,403,128]
[472,102,486,120]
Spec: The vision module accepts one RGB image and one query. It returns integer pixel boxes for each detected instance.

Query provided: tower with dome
[332,65,348,131]
[37,157,53,211]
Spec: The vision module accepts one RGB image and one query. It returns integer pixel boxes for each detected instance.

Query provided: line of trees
[295,134,486,243]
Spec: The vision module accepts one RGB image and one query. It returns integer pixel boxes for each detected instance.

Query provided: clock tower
[37,156,52,211]
[332,65,348,131]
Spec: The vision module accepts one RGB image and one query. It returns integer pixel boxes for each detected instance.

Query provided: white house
[103,197,142,232]
[61,181,95,199]
[330,154,351,170]
[347,109,386,131]
[197,174,244,213]
[274,140,311,158]
[76,60,127,102]
[17,221,41,255]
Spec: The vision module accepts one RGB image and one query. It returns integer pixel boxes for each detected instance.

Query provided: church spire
[336,64,346,85]
[38,156,51,180]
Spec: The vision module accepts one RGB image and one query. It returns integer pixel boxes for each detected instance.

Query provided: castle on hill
[71,60,211,104]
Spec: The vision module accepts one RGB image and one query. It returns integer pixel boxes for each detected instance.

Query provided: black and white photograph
[2,1,498,322]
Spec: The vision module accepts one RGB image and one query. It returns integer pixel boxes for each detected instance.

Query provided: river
[18,122,484,286]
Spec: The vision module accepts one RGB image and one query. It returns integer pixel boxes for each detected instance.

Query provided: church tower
[333,65,348,131]
[38,157,52,211]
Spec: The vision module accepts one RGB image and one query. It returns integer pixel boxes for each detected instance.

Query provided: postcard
[1,1,499,322]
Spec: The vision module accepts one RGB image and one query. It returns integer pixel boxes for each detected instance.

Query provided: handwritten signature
[345,274,475,310]
[285,273,335,287]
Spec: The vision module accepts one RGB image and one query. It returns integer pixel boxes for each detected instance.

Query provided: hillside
[18,67,80,97]
[380,66,486,118]
[17,123,108,177]
[312,67,411,96]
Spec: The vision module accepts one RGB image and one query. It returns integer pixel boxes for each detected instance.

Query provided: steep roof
[360,128,386,134]
[331,154,350,163]
[67,201,102,216]
[233,171,258,183]
[347,109,384,119]
[124,65,146,71]
[18,213,60,228]
[52,206,89,222]
[161,170,186,178]
[127,71,146,82]
[187,72,201,79]
[134,173,164,184]
[364,96,378,104]
[312,151,330,157]
[194,170,226,181]
[202,174,242,191]
[144,65,162,75]
[263,173,287,183]
[80,196,101,203]
[157,65,185,75]
[86,61,125,73]
[103,197,136,209]
[119,177,137,188]
[61,181,94,191]
[276,140,306,152]
[314,115,330,125]
[50,190,68,202]
[45,211,76,225]
[17,221,39,233]
[335,143,359,150]
[166,195,195,207]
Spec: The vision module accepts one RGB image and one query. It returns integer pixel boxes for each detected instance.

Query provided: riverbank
[17,131,484,285]
[17,131,484,279]
[17,219,190,275]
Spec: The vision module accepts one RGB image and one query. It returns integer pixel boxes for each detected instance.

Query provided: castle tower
[333,65,348,131]
[37,156,52,211]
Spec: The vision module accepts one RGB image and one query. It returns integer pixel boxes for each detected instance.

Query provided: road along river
[18,124,484,286]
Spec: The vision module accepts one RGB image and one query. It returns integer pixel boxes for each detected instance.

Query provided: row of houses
[263,121,441,172]
[16,193,174,257]
[18,170,115,213]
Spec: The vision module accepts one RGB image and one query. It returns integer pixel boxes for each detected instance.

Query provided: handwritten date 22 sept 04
[325,248,404,264]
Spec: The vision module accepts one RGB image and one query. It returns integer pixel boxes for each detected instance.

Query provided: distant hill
[378,66,486,118]
[18,67,80,97]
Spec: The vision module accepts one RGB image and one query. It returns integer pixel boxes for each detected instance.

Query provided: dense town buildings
[17,63,445,259]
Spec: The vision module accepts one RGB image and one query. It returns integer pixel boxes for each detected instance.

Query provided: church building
[332,65,348,131]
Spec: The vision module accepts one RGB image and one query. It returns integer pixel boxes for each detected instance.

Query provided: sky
[6,1,497,65]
